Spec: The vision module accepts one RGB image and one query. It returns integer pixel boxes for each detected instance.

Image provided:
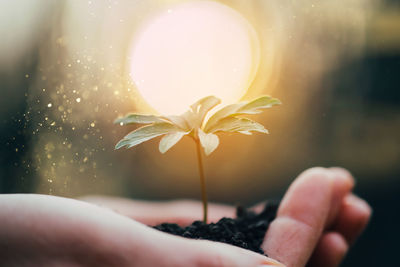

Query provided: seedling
[115,95,281,223]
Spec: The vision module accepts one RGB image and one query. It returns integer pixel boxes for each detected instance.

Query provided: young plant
[115,95,281,223]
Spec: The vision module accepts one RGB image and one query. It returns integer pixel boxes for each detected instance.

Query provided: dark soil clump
[153,201,279,255]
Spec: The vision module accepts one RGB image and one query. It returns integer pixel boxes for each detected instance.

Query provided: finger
[262,167,334,267]
[307,194,371,267]
[325,167,355,227]
[252,168,353,227]
[171,239,286,267]
[308,232,348,267]
[332,194,372,245]
[81,196,235,226]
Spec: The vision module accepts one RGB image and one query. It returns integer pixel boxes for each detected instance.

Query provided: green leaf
[207,117,268,135]
[115,123,180,149]
[159,131,188,153]
[183,96,221,129]
[203,96,280,132]
[198,129,219,156]
[114,114,165,125]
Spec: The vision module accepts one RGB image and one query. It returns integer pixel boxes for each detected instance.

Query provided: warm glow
[129,1,260,115]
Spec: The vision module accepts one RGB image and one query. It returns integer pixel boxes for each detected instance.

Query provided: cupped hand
[0,195,282,267]
[0,167,371,267]
[83,167,371,267]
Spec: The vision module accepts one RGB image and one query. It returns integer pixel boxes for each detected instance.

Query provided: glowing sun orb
[130,1,260,115]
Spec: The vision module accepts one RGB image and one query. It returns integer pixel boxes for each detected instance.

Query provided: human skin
[0,167,371,267]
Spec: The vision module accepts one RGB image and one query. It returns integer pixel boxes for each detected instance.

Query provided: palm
[84,167,371,267]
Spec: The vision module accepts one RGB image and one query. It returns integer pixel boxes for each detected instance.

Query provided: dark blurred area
[318,54,400,266]
[1,0,399,266]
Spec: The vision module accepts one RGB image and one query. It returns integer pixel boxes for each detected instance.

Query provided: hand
[262,167,371,267]
[0,195,282,267]
[83,167,371,267]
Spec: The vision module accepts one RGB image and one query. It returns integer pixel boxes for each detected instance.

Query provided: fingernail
[258,258,286,266]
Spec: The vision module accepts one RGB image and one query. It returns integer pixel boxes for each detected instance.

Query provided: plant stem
[195,138,208,224]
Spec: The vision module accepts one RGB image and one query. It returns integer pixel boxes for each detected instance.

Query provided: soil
[153,200,279,255]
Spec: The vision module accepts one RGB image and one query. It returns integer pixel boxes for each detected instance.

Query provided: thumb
[154,232,285,267]
[194,240,286,267]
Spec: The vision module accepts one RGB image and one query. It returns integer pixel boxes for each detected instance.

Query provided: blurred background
[0,0,399,265]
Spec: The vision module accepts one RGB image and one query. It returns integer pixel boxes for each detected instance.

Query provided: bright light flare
[129,1,260,115]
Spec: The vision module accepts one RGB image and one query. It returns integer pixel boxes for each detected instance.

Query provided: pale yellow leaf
[159,131,188,153]
[198,128,219,156]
